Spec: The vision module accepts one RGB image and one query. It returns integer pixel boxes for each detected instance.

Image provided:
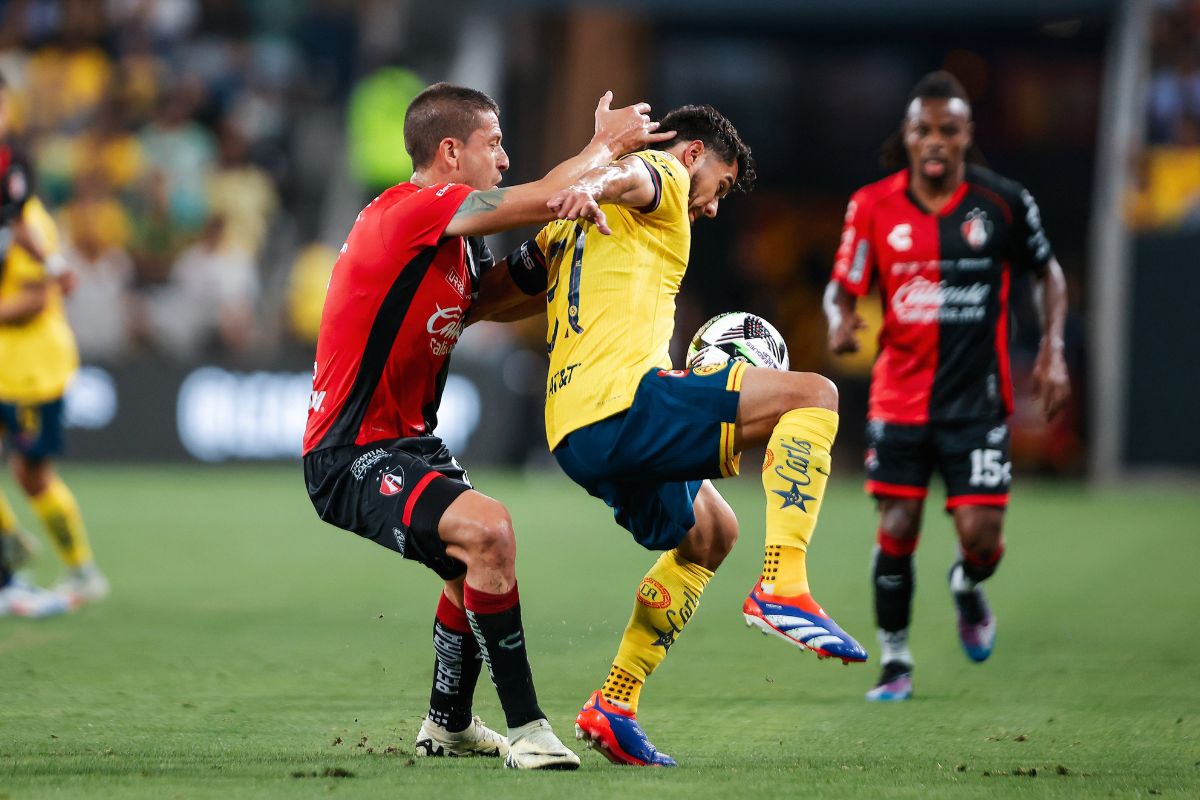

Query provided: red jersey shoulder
[846,170,908,222]
[374,181,474,252]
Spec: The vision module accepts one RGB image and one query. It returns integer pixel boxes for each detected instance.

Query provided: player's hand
[592,91,676,157]
[547,187,611,235]
[828,311,867,354]
[1031,339,1070,421]
[56,269,79,296]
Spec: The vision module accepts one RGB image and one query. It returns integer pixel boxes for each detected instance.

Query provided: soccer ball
[686,311,790,371]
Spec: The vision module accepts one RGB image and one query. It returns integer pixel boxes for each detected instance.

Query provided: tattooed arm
[443,93,673,238]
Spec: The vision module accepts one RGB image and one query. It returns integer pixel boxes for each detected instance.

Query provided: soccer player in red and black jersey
[823,72,1070,701]
[302,82,670,768]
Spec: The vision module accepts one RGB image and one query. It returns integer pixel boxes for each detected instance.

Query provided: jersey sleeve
[1008,184,1054,275]
[831,190,876,296]
[626,151,685,220]
[380,182,474,251]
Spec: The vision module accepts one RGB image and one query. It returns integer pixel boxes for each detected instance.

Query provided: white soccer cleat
[503,718,580,770]
[53,564,110,609]
[0,577,72,618]
[413,715,508,758]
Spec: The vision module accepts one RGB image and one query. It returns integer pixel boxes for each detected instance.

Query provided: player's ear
[438,137,459,167]
[683,140,705,168]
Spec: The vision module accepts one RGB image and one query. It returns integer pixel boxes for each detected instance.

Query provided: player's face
[457,111,509,190]
[687,154,738,225]
[903,98,972,187]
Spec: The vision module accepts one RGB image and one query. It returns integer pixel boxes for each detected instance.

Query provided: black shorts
[303,437,473,580]
[864,417,1011,511]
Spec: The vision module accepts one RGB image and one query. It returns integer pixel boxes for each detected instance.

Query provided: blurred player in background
[824,71,1070,701]
[302,82,670,769]
[535,105,866,767]
[0,73,107,617]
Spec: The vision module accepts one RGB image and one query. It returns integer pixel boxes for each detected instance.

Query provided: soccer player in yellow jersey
[530,106,867,765]
[0,74,108,615]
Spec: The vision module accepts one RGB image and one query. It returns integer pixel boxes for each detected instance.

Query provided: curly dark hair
[880,70,987,171]
[654,105,756,193]
[404,82,500,169]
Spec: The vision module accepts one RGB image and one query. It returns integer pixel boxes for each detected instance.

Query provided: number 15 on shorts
[968,448,1011,488]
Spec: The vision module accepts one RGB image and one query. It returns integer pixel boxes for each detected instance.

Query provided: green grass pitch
[1,464,1198,798]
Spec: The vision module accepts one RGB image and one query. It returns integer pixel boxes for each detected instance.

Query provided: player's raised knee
[788,371,838,413]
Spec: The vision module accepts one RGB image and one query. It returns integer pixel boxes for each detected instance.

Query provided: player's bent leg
[735,369,867,663]
[866,498,922,701]
[14,457,107,608]
[948,505,1005,663]
[577,484,731,767]
[438,492,578,770]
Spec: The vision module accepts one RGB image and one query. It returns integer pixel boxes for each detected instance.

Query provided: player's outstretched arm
[1031,256,1070,420]
[443,93,674,238]
[823,280,866,355]
[544,156,658,236]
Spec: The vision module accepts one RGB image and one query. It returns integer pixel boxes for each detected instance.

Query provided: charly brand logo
[773,437,817,512]
[762,449,775,473]
[887,223,913,252]
[891,276,990,324]
[379,467,405,497]
[427,305,465,356]
[350,448,389,480]
[961,208,992,250]
[650,586,702,651]
[392,527,407,555]
[637,578,672,609]
[657,369,689,378]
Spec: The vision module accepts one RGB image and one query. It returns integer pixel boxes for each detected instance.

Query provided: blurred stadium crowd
[0,0,391,364]
[1129,0,1200,229]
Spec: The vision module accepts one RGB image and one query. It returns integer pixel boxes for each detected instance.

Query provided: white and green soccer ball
[686,311,790,371]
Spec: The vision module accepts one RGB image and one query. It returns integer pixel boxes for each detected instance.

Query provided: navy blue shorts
[0,398,65,460]
[554,362,746,551]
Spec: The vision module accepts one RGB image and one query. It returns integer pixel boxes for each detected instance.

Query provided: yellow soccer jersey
[0,197,79,403]
[540,150,691,449]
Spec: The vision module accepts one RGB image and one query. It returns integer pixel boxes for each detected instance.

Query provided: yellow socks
[0,490,19,534]
[761,544,810,596]
[604,550,714,713]
[760,407,838,596]
[30,479,92,569]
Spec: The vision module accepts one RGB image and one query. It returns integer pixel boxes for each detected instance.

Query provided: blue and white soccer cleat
[865,662,913,702]
[950,563,996,663]
[743,580,868,664]
[575,690,677,767]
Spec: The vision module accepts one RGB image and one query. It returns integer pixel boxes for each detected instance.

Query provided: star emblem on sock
[650,625,676,651]
[774,483,816,512]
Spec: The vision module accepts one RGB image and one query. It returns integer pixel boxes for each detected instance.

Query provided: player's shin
[873,530,917,635]
[957,539,1005,586]
[605,550,713,713]
[760,408,838,595]
[30,479,92,569]
[428,591,484,732]
[463,581,545,729]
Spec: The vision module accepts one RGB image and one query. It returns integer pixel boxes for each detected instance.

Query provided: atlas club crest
[961,208,992,251]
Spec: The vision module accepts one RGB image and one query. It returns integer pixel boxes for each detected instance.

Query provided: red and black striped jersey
[832,165,1053,425]
[303,181,494,454]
